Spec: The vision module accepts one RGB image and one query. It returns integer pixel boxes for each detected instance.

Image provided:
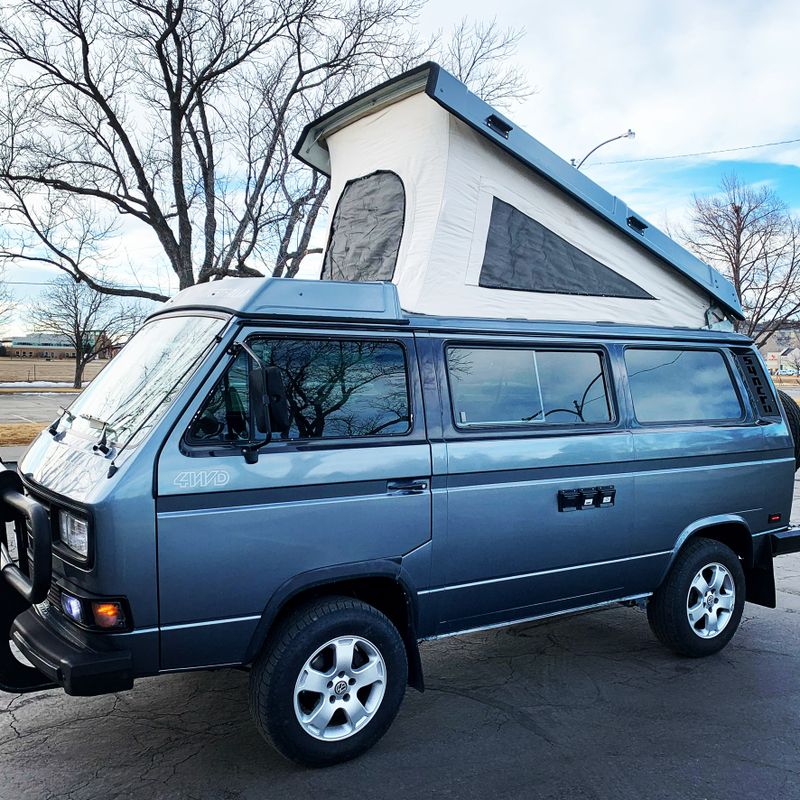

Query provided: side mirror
[265,367,291,433]
[248,365,271,436]
[244,364,290,463]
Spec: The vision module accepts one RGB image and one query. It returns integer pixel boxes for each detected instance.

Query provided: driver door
[155,326,432,670]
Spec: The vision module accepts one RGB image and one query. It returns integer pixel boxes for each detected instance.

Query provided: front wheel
[249,596,408,767]
[647,537,745,657]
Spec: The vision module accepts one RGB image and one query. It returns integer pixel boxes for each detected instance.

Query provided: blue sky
[4,0,800,332]
[589,159,800,229]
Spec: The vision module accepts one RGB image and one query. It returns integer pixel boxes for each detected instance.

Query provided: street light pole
[571,129,635,170]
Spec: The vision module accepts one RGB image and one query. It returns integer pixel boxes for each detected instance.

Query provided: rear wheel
[647,537,745,657]
[249,596,408,767]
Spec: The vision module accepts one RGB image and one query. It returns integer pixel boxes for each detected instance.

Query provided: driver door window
[187,337,411,446]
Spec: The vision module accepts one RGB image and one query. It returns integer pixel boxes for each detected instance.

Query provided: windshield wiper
[77,413,118,455]
[48,406,75,437]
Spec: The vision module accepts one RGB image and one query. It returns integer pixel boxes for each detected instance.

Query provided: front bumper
[0,461,132,696]
[10,608,133,696]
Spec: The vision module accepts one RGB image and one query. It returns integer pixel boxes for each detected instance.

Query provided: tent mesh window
[479,197,654,299]
[322,171,405,282]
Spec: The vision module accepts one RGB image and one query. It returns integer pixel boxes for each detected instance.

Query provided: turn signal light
[91,601,126,630]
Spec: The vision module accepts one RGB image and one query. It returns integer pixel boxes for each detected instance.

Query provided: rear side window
[625,348,742,423]
[188,338,410,444]
[479,197,653,299]
[446,346,611,427]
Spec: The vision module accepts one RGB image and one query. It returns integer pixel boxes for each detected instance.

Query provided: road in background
[0,393,77,424]
[778,384,800,400]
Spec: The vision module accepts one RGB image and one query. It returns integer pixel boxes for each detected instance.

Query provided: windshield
[63,314,226,451]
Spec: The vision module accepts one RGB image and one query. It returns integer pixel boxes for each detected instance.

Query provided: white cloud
[422,0,800,166]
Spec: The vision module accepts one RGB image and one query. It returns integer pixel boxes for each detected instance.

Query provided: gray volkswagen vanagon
[2,277,799,766]
[3,65,800,767]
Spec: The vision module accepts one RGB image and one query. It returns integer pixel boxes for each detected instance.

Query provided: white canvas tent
[295,64,743,329]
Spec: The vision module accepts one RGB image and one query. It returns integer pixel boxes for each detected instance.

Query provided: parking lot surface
[0,393,77,424]
[1,475,799,799]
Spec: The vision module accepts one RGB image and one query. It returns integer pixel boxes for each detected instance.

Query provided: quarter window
[625,348,742,423]
[188,338,411,444]
[446,346,611,427]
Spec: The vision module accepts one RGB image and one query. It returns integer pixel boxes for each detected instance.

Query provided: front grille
[47,584,62,608]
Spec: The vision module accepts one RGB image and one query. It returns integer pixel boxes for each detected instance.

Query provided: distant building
[763,347,800,374]
[6,333,76,359]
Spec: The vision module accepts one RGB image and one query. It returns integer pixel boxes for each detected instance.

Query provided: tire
[647,537,745,657]
[249,596,408,767]
[777,389,800,470]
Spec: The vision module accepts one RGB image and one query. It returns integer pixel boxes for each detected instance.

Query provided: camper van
[2,65,800,768]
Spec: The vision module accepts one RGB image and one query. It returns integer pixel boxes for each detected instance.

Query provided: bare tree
[0,1,529,296]
[29,276,145,387]
[0,267,13,327]
[0,0,428,298]
[682,174,800,346]
[439,17,530,108]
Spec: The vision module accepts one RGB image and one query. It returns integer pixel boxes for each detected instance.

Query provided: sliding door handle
[387,479,429,495]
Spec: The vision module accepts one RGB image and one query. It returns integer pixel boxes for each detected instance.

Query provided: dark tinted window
[625,348,742,422]
[479,197,653,299]
[322,171,405,282]
[446,346,611,427]
[189,338,410,443]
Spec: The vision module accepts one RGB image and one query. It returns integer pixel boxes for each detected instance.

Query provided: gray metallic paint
[12,287,793,681]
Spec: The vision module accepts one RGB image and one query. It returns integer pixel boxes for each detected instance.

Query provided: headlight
[59,510,90,558]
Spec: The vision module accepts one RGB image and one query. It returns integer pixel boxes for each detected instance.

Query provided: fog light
[61,593,84,624]
[59,510,90,558]
[91,601,125,629]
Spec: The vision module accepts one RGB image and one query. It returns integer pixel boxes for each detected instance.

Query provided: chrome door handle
[387,479,429,495]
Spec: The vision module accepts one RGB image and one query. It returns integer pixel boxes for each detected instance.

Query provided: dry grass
[0,422,43,446]
[0,358,107,384]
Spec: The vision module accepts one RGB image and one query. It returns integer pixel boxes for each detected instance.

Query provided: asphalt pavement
[1,508,800,799]
[0,392,77,424]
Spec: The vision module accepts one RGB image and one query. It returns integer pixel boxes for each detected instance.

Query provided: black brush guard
[0,462,57,692]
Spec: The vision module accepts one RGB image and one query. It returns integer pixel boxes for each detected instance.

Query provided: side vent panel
[735,351,779,418]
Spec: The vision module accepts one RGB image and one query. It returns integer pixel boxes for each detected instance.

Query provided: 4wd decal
[173,469,231,490]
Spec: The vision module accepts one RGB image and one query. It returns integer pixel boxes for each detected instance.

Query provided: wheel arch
[662,515,775,608]
[244,560,425,691]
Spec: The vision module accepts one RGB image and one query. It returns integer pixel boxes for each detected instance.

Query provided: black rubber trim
[242,559,424,687]
[147,305,410,326]
[771,529,800,557]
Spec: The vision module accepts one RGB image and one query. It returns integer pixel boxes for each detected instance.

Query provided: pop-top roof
[295,62,743,321]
